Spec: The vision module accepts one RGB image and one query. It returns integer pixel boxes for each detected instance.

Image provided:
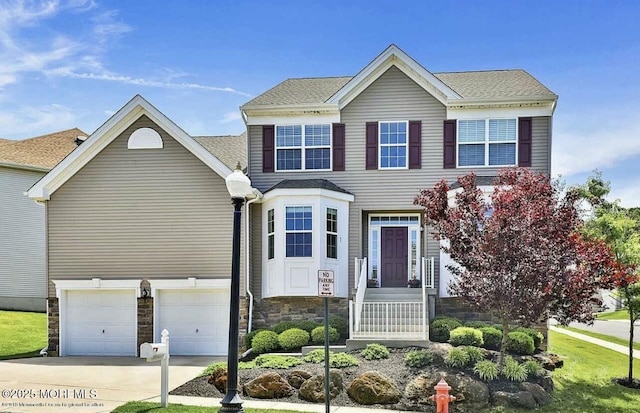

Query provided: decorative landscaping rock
[299,370,344,402]
[243,372,294,399]
[493,390,537,409]
[287,370,312,389]
[540,373,555,393]
[534,353,564,370]
[347,371,401,405]
[520,382,552,406]
[207,367,228,393]
[404,373,437,403]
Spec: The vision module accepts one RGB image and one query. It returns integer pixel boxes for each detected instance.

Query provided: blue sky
[1,0,638,206]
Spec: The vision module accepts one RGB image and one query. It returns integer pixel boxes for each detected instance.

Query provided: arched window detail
[128,128,163,149]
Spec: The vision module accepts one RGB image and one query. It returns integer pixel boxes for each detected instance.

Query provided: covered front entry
[368,214,422,288]
[381,227,408,287]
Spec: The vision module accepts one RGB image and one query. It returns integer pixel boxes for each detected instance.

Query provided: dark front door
[381,227,408,287]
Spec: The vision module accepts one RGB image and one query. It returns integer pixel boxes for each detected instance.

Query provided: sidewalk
[145,395,415,413]
[550,325,640,359]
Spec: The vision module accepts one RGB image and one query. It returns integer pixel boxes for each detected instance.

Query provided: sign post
[318,270,334,413]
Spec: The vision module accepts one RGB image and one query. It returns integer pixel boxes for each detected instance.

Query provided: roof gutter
[0,161,50,173]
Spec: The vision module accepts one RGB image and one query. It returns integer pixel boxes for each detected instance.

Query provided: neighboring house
[28,96,250,356]
[241,44,557,341]
[0,129,86,312]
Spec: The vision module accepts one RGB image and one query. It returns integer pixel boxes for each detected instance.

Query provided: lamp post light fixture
[221,163,253,413]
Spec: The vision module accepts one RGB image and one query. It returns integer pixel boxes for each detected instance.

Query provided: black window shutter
[443,119,456,169]
[366,122,378,170]
[518,117,532,167]
[332,123,345,171]
[262,125,275,173]
[408,120,422,169]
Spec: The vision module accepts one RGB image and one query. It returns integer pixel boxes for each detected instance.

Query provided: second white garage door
[155,289,230,355]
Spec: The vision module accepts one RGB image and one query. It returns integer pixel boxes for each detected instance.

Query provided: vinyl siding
[47,115,243,297]
[0,166,47,311]
[248,66,552,293]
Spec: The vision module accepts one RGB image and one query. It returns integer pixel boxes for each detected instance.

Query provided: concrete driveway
[0,356,223,413]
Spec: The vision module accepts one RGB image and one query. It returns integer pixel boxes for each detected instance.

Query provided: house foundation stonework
[47,298,59,356]
[137,297,153,351]
[252,297,348,329]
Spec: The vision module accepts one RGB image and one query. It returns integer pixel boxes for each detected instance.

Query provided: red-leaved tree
[414,168,621,367]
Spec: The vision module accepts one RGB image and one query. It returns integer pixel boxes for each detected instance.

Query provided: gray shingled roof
[194,132,247,170]
[242,69,556,107]
[265,179,352,195]
[243,77,352,107]
[434,70,556,99]
[449,176,497,189]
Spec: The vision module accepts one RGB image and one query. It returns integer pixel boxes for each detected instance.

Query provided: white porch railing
[353,257,367,332]
[422,256,435,288]
[350,301,426,339]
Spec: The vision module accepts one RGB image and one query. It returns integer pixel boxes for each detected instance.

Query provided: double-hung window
[458,119,517,167]
[276,124,331,171]
[379,121,408,169]
[326,208,338,259]
[285,206,312,257]
[267,209,275,260]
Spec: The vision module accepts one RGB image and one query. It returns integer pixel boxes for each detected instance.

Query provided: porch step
[364,287,423,302]
[345,339,429,351]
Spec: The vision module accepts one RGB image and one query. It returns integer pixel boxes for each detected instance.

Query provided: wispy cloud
[0,1,248,96]
[552,111,640,176]
[609,178,640,208]
[0,103,76,138]
[218,111,242,123]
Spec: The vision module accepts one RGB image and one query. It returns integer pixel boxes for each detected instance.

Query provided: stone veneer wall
[251,297,348,329]
[47,298,59,356]
[137,297,153,352]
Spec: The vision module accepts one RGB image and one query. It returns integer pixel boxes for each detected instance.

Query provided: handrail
[354,257,367,331]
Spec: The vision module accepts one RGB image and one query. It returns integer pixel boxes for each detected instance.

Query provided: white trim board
[148,278,231,297]
[52,278,142,298]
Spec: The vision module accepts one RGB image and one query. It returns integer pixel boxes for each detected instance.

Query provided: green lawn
[596,309,631,321]
[0,310,47,360]
[560,326,640,351]
[112,402,304,413]
[486,331,640,413]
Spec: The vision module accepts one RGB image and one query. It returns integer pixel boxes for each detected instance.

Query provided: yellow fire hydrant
[429,378,456,413]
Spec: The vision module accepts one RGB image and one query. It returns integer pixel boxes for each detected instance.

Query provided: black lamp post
[221,163,252,413]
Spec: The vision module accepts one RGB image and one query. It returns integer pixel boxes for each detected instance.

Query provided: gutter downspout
[245,190,262,333]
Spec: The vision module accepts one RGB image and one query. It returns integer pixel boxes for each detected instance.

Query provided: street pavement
[568,319,640,343]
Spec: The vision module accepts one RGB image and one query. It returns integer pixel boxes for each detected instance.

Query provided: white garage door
[156,289,230,355]
[64,290,137,356]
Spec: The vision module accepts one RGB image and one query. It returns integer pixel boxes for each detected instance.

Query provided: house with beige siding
[28,44,557,356]
[241,44,557,341]
[0,129,85,312]
[28,96,250,356]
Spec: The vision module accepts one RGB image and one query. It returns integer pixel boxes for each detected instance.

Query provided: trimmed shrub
[202,361,226,377]
[445,347,470,368]
[449,327,484,347]
[303,349,329,363]
[463,346,485,364]
[503,356,528,382]
[329,352,359,368]
[252,330,280,354]
[361,343,390,361]
[311,326,339,344]
[254,354,302,369]
[295,320,322,333]
[245,328,270,349]
[512,327,544,349]
[522,359,544,378]
[430,317,462,342]
[479,327,503,350]
[273,321,298,334]
[329,315,349,339]
[404,350,434,368]
[506,332,535,355]
[277,328,310,350]
[465,320,489,329]
[474,360,499,381]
